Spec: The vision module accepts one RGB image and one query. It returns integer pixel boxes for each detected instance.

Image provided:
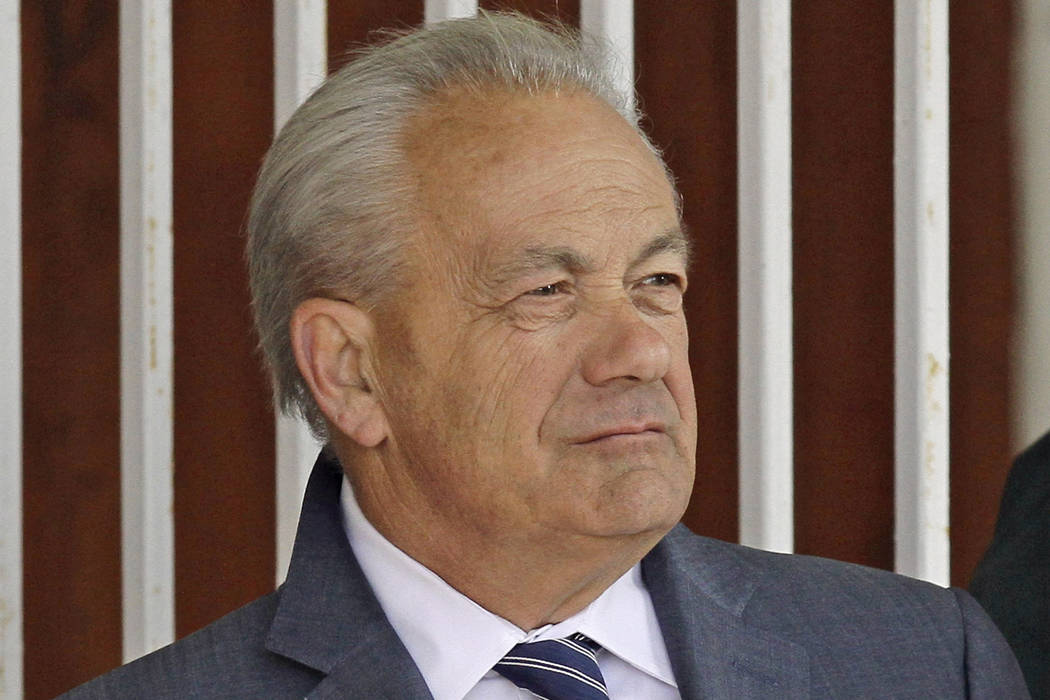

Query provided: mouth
[575,423,667,445]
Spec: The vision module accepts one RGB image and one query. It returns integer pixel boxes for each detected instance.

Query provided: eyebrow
[485,245,595,289]
[490,228,692,284]
[636,228,692,268]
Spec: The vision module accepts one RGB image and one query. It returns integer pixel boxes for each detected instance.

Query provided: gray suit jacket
[62,453,1028,699]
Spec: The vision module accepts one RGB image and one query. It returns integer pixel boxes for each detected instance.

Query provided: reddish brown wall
[171,0,278,639]
[947,2,1015,588]
[20,2,1016,696]
[21,3,122,697]
[791,0,897,569]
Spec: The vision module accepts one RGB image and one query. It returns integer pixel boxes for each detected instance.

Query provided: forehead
[400,87,680,261]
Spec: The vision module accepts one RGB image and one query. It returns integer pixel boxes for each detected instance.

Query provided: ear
[290,298,389,447]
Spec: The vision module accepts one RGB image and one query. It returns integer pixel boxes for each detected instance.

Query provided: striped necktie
[494,632,609,699]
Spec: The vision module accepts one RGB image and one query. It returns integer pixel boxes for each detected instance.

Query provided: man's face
[369,89,696,552]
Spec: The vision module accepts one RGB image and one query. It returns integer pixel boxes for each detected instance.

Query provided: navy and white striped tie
[494,632,609,699]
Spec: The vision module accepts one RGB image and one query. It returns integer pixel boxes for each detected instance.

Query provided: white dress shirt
[340,477,681,700]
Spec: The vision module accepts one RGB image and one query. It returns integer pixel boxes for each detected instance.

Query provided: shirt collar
[574,563,678,685]
[340,476,676,699]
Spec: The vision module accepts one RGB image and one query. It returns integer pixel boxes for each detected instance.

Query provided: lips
[575,422,667,444]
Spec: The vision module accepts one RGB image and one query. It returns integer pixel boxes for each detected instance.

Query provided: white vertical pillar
[893,0,950,585]
[425,0,477,26]
[0,1,22,695]
[736,1,794,554]
[580,1,634,111]
[273,0,326,584]
[120,0,175,661]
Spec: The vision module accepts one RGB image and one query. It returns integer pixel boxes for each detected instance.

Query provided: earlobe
[290,298,390,447]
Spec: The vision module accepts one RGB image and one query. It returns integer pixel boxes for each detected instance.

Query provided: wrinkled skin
[345,88,697,628]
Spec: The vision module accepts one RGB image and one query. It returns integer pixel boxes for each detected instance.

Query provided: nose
[579,301,673,386]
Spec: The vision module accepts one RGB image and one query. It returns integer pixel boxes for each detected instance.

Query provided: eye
[524,281,569,297]
[633,271,686,314]
[508,280,576,327]
[642,272,684,290]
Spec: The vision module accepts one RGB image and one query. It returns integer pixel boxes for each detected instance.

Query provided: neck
[338,443,664,630]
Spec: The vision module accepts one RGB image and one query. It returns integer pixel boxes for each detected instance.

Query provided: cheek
[447,327,574,437]
[666,322,698,437]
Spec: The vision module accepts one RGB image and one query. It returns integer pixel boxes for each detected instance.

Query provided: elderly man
[65,12,1026,700]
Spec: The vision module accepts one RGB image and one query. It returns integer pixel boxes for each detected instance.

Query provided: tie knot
[494,633,609,699]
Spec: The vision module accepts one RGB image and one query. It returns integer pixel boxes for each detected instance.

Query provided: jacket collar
[642,525,810,700]
[266,453,808,699]
[265,450,433,699]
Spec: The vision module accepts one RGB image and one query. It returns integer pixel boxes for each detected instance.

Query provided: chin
[587,471,691,539]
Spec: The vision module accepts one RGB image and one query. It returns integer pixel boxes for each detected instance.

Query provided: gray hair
[247,11,657,438]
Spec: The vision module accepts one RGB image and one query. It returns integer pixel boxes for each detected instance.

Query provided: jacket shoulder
[652,525,1029,697]
[59,590,321,699]
[661,524,961,621]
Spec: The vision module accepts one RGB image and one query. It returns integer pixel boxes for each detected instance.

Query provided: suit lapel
[264,456,809,699]
[265,451,433,699]
[643,526,810,700]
